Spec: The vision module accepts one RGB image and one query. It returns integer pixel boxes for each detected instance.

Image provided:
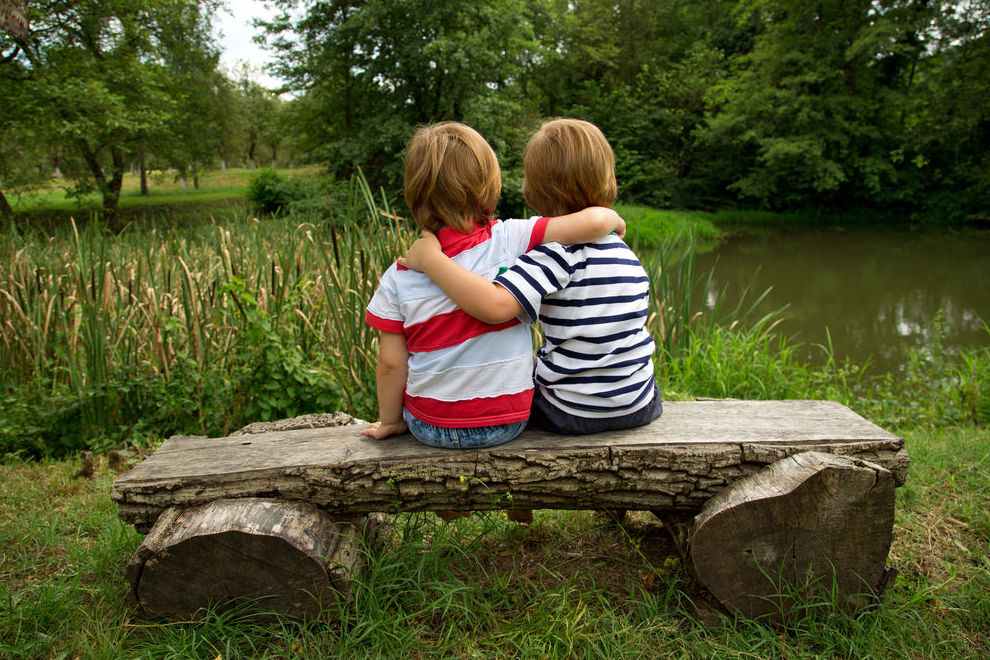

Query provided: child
[400,119,662,434]
[361,121,624,448]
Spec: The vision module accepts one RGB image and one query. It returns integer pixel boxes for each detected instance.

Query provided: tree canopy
[2,0,987,222]
[254,0,986,220]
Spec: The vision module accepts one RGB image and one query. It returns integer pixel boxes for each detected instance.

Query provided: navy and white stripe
[494,233,657,419]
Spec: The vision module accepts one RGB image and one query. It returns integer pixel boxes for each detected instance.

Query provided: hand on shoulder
[398,230,442,271]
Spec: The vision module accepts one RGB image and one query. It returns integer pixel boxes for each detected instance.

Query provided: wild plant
[0,172,409,456]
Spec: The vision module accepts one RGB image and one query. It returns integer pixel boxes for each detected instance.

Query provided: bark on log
[690,451,896,621]
[125,498,375,620]
[112,401,907,533]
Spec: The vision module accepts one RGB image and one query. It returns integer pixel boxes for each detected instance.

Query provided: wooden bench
[112,399,908,621]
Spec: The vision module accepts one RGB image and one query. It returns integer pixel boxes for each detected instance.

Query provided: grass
[0,426,987,658]
[1,167,988,655]
[615,203,721,249]
[0,172,406,455]
[0,177,755,457]
[5,167,320,214]
[2,171,987,457]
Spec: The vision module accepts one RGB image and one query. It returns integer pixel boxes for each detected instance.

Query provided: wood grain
[128,498,369,619]
[690,452,896,620]
[112,400,907,532]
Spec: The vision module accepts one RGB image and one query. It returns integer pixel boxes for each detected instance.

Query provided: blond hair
[522,119,617,216]
[404,122,501,233]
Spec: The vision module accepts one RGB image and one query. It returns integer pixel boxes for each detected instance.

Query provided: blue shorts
[403,409,527,450]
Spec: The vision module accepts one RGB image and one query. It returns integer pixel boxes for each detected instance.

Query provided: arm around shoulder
[418,253,522,324]
[399,233,523,324]
[543,206,625,244]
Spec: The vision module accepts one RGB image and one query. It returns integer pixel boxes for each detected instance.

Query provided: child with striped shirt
[361,122,626,447]
[400,119,662,434]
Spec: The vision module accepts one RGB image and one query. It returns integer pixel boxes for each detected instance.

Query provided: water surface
[691,226,990,375]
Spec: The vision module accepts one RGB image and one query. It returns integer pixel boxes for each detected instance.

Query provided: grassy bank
[1,425,986,658]
[5,167,321,215]
[1,180,987,655]
[614,204,721,248]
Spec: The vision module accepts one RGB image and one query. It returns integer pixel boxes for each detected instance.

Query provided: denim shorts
[403,409,527,449]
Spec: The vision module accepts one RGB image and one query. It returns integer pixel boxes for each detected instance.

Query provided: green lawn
[8,170,726,243]
[6,167,320,214]
[1,425,986,659]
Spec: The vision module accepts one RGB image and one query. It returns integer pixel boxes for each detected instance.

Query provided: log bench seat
[112,399,908,621]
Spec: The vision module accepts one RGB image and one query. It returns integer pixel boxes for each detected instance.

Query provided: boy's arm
[542,206,625,244]
[400,233,522,323]
[399,208,623,324]
[360,330,409,440]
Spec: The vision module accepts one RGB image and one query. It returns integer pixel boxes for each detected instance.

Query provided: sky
[213,0,284,89]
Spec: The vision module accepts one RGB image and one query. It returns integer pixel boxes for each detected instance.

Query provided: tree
[0,0,221,226]
[0,4,45,216]
[898,1,990,220]
[235,75,281,170]
[520,0,742,208]
[260,0,534,188]
[699,0,955,211]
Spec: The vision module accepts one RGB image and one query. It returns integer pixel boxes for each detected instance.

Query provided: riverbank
[1,186,987,656]
[2,189,988,459]
[1,423,986,658]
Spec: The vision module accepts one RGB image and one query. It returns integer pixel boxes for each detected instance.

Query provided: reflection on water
[689,227,990,375]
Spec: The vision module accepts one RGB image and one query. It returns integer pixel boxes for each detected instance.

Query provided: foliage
[260,0,535,189]
[616,204,720,249]
[0,172,404,457]
[4,1,988,222]
[245,0,989,222]
[3,186,987,458]
[870,319,990,429]
[247,168,301,215]
[0,0,224,226]
[232,71,287,170]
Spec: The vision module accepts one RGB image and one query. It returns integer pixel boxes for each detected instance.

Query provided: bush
[246,169,301,215]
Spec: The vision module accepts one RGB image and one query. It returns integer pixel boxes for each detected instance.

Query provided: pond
[690,226,990,376]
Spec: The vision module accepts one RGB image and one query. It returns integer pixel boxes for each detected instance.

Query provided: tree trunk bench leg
[125,498,379,620]
[688,451,896,621]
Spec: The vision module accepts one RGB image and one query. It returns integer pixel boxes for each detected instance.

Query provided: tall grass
[0,173,408,455]
[642,231,784,365]
[3,180,987,456]
[615,204,721,248]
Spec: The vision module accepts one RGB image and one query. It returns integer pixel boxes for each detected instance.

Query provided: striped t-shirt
[494,233,657,418]
[365,217,550,428]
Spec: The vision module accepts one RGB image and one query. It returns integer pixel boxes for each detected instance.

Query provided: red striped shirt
[365,217,550,427]
[405,389,534,427]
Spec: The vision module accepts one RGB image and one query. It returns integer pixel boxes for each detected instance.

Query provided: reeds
[0,172,410,453]
[0,187,848,456]
[9,181,980,456]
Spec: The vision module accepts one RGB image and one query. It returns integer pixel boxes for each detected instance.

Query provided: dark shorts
[527,382,663,435]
